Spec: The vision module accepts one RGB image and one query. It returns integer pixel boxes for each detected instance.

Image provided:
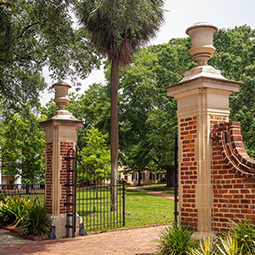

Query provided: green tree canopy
[42,25,255,186]
[210,25,255,157]
[78,125,111,183]
[1,110,46,183]
[0,0,100,113]
[76,0,165,196]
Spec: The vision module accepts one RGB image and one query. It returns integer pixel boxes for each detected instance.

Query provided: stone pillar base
[51,214,83,238]
[192,231,216,240]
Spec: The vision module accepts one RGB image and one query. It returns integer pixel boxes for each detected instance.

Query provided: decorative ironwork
[64,147,125,238]
[174,132,179,224]
[0,183,45,205]
[64,148,77,238]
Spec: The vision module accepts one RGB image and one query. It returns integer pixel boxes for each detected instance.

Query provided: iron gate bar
[123,182,125,226]
[64,148,77,238]
[65,147,125,235]
[174,132,179,224]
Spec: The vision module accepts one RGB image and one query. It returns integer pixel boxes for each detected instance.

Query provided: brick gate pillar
[40,82,83,238]
[164,23,242,234]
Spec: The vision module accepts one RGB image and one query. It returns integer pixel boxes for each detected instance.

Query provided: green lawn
[1,187,175,229]
[136,184,175,194]
[124,189,174,227]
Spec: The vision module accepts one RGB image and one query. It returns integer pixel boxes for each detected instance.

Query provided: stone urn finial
[186,22,218,66]
[50,82,77,120]
[52,82,71,110]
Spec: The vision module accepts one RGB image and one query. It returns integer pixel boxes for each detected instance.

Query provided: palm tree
[76,0,165,209]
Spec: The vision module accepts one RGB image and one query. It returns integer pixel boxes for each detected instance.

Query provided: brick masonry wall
[45,141,74,214]
[60,142,74,214]
[45,142,53,213]
[179,116,198,230]
[210,119,255,233]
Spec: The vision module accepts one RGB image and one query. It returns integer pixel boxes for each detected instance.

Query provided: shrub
[188,236,215,255]
[216,235,240,255]
[0,196,34,226]
[227,219,255,254]
[156,223,198,255]
[19,203,51,238]
[188,235,240,255]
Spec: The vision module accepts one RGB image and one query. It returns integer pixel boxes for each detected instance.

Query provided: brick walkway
[0,186,174,254]
[0,225,169,255]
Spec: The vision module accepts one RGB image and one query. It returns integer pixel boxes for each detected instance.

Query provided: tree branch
[17,22,40,39]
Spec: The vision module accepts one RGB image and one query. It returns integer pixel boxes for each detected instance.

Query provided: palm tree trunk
[110,57,119,211]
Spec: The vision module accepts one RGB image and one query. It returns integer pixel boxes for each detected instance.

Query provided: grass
[136,184,175,195]
[125,189,174,227]
[1,187,175,230]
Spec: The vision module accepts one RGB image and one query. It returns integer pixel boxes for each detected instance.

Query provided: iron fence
[65,147,125,235]
[0,183,45,205]
[77,182,125,232]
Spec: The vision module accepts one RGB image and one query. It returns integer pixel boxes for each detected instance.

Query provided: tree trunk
[26,183,30,194]
[137,170,142,186]
[166,165,174,188]
[110,57,119,211]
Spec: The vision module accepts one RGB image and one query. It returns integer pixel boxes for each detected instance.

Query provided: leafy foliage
[117,40,193,176]
[228,219,255,254]
[19,203,51,238]
[76,0,165,206]
[215,236,240,255]
[1,110,46,183]
[78,125,111,183]
[76,0,165,64]
[188,237,215,255]
[210,25,255,158]
[0,0,100,112]
[185,220,255,255]
[156,223,197,255]
[0,196,34,226]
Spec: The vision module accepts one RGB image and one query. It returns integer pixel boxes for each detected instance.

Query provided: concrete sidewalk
[0,225,168,255]
[0,229,32,246]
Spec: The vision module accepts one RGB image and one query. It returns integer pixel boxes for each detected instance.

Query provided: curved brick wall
[211,121,255,179]
[210,121,255,232]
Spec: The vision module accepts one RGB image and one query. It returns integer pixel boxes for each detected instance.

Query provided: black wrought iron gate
[65,147,125,237]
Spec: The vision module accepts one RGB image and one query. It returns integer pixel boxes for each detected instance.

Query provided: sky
[40,0,255,105]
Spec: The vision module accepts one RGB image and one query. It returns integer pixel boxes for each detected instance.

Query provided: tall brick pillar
[40,82,83,238]
[165,23,242,235]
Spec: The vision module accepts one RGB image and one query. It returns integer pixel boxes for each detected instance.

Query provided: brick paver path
[0,186,174,254]
[0,225,168,255]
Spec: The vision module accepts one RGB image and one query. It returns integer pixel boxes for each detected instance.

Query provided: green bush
[156,223,198,255]
[228,219,255,254]
[188,236,215,255]
[188,235,240,255]
[19,203,51,238]
[157,220,255,255]
[0,196,34,226]
[216,235,240,255]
